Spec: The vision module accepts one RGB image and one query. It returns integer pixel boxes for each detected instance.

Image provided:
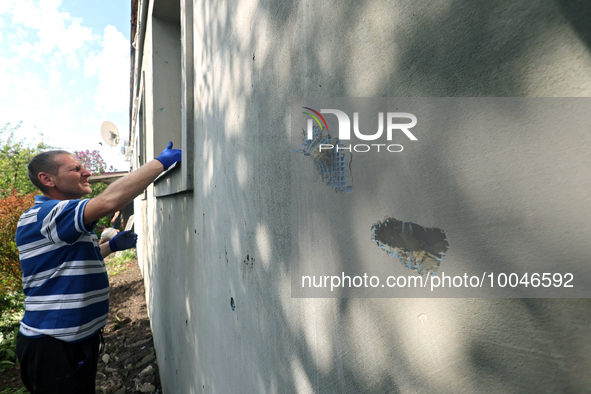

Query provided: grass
[105,248,138,276]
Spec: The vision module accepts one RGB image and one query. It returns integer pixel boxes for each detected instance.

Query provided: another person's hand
[109,230,138,252]
[155,141,182,171]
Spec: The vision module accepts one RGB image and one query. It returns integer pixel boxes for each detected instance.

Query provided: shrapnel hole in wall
[372,218,449,276]
[293,126,352,193]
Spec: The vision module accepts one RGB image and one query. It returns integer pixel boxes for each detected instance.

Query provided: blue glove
[109,230,138,252]
[155,141,182,171]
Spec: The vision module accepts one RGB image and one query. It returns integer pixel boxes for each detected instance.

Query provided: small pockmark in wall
[244,253,254,268]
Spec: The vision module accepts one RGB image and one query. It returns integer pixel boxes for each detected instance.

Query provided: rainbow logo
[302,107,329,135]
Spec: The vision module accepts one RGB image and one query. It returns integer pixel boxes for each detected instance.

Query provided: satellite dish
[100,121,120,147]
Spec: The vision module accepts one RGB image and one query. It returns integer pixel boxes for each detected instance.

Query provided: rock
[98,379,122,394]
[113,387,126,394]
[115,312,132,325]
[138,353,155,368]
[135,382,156,393]
[102,353,111,364]
[115,352,131,363]
[137,365,154,378]
[127,338,152,348]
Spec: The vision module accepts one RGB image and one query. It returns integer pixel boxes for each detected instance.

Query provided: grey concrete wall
[132,0,591,393]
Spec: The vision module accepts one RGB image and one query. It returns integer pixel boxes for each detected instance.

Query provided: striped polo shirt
[15,195,109,343]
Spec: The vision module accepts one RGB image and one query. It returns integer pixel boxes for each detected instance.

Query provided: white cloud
[53,51,63,65]
[0,0,130,170]
[14,41,33,58]
[0,57,16,100]
[49,69,61,88]
[90,26,130,113]
[15,71,53,109]
[65,53,80,70]
[0,16,4,43]
[82,115,100,127]
[84,51,99,77]
[3,0,96,60]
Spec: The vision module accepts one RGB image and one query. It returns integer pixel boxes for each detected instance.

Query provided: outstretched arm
[83,142,181,225]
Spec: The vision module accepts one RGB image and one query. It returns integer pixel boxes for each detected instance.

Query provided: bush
[0,289,25,337]
[0,190,36,291]
[0,122,56,199]
[0,327,18,374]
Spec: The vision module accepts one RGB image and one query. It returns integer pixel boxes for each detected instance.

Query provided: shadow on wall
[145,0,591,392]
[556,0,591,49]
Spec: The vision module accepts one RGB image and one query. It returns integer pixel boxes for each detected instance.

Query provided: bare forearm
[99,160,163,208]
[84,160,164,224]
[100,242,112,258]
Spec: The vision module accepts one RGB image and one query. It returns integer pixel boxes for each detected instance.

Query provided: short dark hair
[27,150,74,192]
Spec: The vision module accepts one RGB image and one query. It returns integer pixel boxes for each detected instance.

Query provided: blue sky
[0,0,131,171]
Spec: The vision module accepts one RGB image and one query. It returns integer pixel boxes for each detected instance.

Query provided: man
[99,226,119,245]
[15,142,181,393]
[95,223,105,237]
[110,210,121,230]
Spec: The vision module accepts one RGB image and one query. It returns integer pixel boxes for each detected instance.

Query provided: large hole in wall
[372,218,449,276]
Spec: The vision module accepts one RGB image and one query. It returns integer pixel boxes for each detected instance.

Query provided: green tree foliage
[74,150,117,229]
[0,122,54,198]
[73,149,117,199]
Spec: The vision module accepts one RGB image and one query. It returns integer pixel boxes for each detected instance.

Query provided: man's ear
[38,172,56,189]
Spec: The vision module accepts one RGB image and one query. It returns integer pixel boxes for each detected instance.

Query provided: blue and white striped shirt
[16,195,109,342]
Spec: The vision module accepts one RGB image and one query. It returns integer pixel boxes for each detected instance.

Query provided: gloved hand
[109,230,138,252]
[155,141,182,171]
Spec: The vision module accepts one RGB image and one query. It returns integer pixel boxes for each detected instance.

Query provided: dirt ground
[0,257,161,393]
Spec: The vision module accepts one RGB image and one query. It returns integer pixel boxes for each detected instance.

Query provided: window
[151,0,194,196]
[137,75,147,200]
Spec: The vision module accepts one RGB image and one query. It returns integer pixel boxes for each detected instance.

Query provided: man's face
[50,154,93,199]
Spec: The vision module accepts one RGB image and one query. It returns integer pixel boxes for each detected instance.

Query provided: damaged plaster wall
[132,0,591,392]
